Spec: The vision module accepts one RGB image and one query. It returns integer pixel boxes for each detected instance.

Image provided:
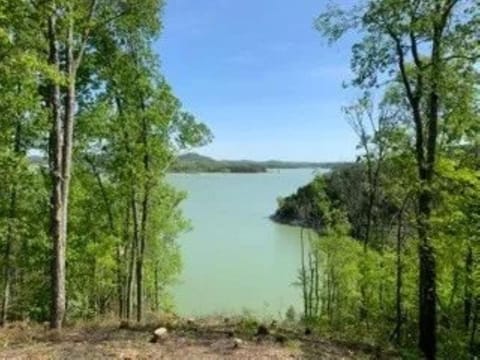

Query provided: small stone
[304,327,312,336]
[155,327,168,337]
[233,338,243,349]
[186,317,195,325]
[151,327,168,343]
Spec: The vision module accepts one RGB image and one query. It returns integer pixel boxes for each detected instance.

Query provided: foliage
[0,0,211,326]
[294,0,480,358]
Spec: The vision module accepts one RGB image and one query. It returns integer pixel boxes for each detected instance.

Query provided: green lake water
[167,169,321,317]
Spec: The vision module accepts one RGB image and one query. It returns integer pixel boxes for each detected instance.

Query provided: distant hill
[27,152,349,173]
[170,153,267,173]
[170,153,351,173]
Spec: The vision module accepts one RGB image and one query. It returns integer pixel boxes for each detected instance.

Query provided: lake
[167,169,320,318]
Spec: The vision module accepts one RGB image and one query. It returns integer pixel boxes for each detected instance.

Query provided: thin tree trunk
[470,297,479,356]
[308,253,315,319]
[1,189,16,326]
[360,157,378,323]
[1,262,10,326]
[314,252,320,317]
[135,257,143,322]
[85,156,124,318]
[61,3,76,255]
[465,242,473,329]
[136,190,148,323]
[394,209,405,344]
[118,97,136,322]
[300,228,308,321]
[120,200,131,319]
[136,92,151,323]
[126,249,135,321]
[1,121,22,326]
[154,264,159,312]
[126,192,138,321]
[121,199,130,319]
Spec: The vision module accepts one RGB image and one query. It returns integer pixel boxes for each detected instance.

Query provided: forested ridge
[170,152,350,173]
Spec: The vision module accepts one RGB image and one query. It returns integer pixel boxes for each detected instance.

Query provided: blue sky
[155,0,360,162]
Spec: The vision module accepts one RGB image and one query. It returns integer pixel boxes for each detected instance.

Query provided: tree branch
[74,0,97,72]
[384,22,426,172]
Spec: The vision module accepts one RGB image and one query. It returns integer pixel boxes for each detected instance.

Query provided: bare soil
[0,318,395,359]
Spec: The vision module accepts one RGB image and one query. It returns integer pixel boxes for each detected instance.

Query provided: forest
[0,0,211,328]
[0,0,479,359]
[273,0,479,358]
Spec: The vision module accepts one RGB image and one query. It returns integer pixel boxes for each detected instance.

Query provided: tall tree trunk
[47,10,66,330]
[418,186,436,360]
[47,0,93,328]
[136,102,151,323]
[136,179,149,322]
[418,20,443,358]
[61,3,76,267]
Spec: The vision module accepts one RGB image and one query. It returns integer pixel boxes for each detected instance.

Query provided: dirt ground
[0,319,392,359]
